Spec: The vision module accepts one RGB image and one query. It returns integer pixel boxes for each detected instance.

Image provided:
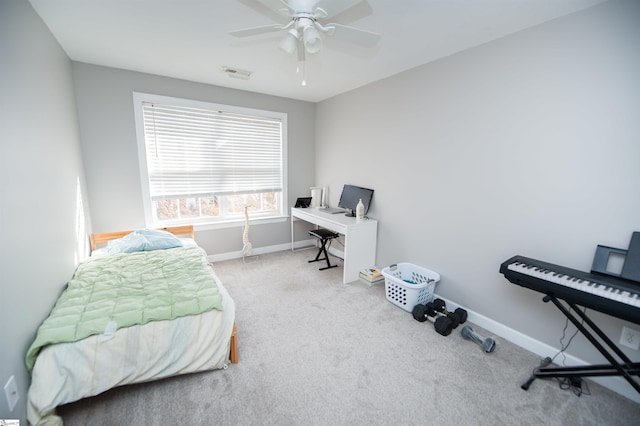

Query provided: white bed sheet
[27,267,235,426]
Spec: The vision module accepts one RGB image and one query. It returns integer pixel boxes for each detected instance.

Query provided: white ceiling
[29,0,607,103]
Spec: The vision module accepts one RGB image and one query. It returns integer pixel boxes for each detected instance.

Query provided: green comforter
[26,246,222,371]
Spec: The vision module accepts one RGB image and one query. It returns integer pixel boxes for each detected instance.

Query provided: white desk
[291,207,378,284]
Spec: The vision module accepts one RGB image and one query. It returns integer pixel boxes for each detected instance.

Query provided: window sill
[192,215,288,232]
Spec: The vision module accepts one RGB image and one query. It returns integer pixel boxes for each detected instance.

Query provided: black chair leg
[308,238,337,270]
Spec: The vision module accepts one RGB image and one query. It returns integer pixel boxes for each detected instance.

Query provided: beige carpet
[58,249,640,425]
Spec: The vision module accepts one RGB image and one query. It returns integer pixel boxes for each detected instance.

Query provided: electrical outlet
[3,375,19,411]
[620,326,640,350]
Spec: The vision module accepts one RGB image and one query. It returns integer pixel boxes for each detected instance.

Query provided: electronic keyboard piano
[500,254,640,393]
[500,255,640,325]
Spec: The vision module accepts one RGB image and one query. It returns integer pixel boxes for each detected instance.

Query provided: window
[133,93,287,228]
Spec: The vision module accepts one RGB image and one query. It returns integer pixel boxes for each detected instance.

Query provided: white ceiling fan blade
[229,24,284,38]
[255,0,293,16]
[326,23,380,47]
[314,0,362,19]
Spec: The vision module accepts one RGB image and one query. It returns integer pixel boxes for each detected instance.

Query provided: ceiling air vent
[222,66,252,80]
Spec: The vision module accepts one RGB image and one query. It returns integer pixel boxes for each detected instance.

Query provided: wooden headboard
[90,225,195,251]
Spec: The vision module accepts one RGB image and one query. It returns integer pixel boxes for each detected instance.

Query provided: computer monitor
[338,184,374,217]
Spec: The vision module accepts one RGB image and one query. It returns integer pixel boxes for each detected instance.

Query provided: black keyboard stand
[521,294,640,393]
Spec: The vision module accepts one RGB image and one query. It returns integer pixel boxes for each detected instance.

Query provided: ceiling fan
[230,0,380,83]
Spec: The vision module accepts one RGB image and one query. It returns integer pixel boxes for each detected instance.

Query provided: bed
[26,226,237,426]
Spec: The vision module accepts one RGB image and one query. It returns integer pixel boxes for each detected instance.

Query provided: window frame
[133,92,288,230]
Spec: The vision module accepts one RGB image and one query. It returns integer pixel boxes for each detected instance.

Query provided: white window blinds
[140,101,283,200]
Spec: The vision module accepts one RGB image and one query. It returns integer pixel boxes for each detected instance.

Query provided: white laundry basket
[381,263,440,312]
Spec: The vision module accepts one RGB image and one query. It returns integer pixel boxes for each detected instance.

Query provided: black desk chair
[308,228,339,270]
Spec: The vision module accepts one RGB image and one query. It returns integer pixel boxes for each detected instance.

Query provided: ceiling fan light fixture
[279,28,299,54]
[228,0,382,86]
[303,24,322,54]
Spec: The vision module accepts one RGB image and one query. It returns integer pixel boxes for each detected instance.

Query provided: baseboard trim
[207,240,315,263]
[434,294,640,404]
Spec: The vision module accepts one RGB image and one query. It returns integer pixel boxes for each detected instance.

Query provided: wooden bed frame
[90,225,195,251]
[89,225,238,364]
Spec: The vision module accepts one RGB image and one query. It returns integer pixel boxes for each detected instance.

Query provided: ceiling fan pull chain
[299,60,306,86]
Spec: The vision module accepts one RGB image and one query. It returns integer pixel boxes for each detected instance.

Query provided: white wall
[0,1,90,422]
[316,0,640,399]
[72,63,316,255]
